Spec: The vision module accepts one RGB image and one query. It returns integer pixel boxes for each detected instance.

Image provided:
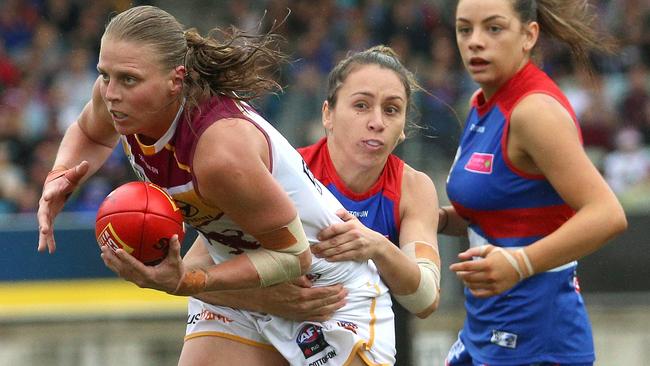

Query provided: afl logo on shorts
[296,324,330,358]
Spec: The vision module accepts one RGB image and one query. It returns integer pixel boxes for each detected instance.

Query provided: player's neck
[331,156,383,194]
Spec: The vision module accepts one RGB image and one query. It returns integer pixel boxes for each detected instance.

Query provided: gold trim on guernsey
[184,331,276,350]
[165,144,192,173]
[0,279,186,320]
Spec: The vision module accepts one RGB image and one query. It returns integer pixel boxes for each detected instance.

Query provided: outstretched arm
[37,78,119,253]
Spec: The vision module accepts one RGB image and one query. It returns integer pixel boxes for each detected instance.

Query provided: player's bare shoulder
[403,164,435,191]
[401,164,438,209]
[195,117,270,173]
[511,93,576,135]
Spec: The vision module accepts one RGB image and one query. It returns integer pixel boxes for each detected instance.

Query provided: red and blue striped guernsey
[446,63,595,364]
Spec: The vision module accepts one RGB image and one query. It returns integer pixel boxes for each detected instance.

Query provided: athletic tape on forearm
[247,214,310,287]
[394,241,441,314]
[173,268,208,296]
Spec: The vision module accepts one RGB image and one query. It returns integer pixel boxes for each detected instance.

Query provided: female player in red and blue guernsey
[440,0,627,365]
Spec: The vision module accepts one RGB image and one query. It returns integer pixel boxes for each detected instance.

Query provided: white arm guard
[393,241,441,314]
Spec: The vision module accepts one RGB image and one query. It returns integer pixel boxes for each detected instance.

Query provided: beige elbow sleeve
[247,214,310,287]
[394,241,441,314]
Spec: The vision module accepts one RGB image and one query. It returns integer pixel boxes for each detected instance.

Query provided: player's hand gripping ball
[95,181,185,265]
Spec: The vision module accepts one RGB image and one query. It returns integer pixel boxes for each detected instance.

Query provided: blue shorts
[445,336,593,366]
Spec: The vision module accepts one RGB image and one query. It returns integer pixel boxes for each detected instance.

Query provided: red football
[95,181,185,265]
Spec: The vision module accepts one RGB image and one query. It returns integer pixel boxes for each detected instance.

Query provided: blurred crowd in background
[1,0,649,216]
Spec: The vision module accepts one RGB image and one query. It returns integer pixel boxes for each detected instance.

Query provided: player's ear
[523,21,539,52]
[170,65,185,95]
[398,130,406,144]
[322,101,333,132]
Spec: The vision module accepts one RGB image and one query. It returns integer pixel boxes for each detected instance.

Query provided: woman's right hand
[195,275,348,322]
[100,234,187,294]
[257,276,348,321]
[37,161,89,253]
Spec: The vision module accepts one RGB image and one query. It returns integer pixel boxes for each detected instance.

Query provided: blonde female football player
[37,6,399,366]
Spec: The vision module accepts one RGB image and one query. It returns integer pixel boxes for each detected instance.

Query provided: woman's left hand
[100,234,185,294]
[449,244,523,298]
[313,209,388,262]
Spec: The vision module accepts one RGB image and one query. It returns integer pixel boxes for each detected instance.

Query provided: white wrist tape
[498,248,524,279]
[394,241,441,314]
[247,214,310,287]
[517,248,535,277]
[480,245,535,280]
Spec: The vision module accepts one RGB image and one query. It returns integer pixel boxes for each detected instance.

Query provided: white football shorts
[185,281,396,366]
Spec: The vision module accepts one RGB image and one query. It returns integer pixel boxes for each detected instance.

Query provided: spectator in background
[16,76,55,142]
[619,64,650,142]
[604,126,650,195]
[42,0,81,38]
[20,21,65,85]
[52,47,97,134]
[0,40,20,89]
[576,71,618,152]
[0,141,24,213]
[418,32,463,158]
[0,0,39,57]
[275,63,325,146]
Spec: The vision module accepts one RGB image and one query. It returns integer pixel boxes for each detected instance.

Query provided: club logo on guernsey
[490,329,517,348]
[465,152,494,174]
[469,123,486,133]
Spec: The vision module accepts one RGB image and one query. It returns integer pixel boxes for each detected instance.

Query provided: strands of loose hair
[519,0,617,73]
